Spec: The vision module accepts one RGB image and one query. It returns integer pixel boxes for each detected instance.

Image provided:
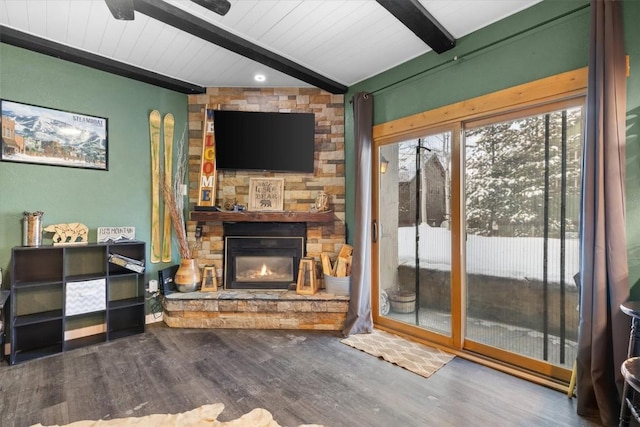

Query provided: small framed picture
[201,265,217,292]
[248,178,284,212]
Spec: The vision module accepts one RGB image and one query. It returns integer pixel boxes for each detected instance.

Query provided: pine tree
[465,108,582,237]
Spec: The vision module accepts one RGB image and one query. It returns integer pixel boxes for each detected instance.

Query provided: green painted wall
[0,43,188,302]
[344,0,590,242]
[344,0,640,295]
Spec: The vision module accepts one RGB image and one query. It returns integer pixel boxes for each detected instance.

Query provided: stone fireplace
[165,87,348,331]
[224,222,305,290]
[186,88,347,276]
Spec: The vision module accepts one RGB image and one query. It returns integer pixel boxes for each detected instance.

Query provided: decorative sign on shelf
[97,227,136,243]
[248,178,284,212]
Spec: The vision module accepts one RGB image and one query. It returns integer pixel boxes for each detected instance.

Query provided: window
[464,102,583,368]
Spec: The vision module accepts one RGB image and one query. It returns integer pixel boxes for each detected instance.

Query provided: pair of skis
[149,110,174,264]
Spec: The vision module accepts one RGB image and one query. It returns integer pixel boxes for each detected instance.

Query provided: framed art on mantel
[248,177,284,212]
[0,99,108,170]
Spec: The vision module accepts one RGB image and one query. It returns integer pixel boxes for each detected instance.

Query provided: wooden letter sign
[198,106,217,206]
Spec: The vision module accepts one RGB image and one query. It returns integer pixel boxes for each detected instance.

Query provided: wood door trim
[373,67,588,144]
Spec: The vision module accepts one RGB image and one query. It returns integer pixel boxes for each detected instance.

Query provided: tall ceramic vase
[174,258,201,292]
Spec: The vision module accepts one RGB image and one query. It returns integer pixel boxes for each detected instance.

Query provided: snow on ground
[398,223,579,286]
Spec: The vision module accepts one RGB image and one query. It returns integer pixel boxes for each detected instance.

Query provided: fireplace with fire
[224,223,305,290]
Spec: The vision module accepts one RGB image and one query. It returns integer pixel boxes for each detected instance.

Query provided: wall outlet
[181,184,188,196]
[148,279,158,293]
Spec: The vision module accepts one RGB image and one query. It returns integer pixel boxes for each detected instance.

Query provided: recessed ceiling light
[254,73,266,82]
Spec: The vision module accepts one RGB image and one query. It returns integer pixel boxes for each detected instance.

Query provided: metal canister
[22,211,44,246]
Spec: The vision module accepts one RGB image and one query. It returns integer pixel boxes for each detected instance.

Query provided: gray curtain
[576,1,629,425]
[343,92,374,336]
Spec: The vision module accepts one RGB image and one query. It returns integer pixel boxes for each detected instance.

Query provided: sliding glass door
[374,98,583,379]
[463,104,583,369]
[377,130,454,340]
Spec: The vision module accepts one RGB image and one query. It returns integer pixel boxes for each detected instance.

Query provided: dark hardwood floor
[0,323,602,427]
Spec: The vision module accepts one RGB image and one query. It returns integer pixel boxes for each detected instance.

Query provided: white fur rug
[31,403,323,427]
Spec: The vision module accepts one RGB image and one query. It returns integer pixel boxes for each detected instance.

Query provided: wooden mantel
[190,210,335,223]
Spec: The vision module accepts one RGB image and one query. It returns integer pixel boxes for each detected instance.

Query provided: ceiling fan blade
[105,0,135,20]
[191,0,231,16]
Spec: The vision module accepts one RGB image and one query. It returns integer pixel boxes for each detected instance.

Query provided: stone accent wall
[187,88,346,282]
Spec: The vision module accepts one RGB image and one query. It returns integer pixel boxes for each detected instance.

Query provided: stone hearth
[163,290,349,330]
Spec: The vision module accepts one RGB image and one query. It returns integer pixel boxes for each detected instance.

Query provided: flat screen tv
[213,110,315,173]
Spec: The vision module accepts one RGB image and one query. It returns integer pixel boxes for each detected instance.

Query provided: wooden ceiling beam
[0,25,205,94]
[376,0,456,54]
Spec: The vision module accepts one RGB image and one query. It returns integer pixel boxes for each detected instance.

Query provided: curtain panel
[343,92,374,336]
[576,1,629,425]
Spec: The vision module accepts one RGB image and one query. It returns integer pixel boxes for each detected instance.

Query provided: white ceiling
[0,0,542,92]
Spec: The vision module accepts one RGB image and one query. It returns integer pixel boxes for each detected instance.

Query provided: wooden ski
[149,110,161,264]
[161,113,174,263]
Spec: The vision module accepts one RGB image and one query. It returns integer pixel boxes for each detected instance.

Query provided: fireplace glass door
[235,256,294,283]
[223,222,305,290]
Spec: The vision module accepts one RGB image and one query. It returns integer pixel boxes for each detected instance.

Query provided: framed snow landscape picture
[0,99,108,170]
